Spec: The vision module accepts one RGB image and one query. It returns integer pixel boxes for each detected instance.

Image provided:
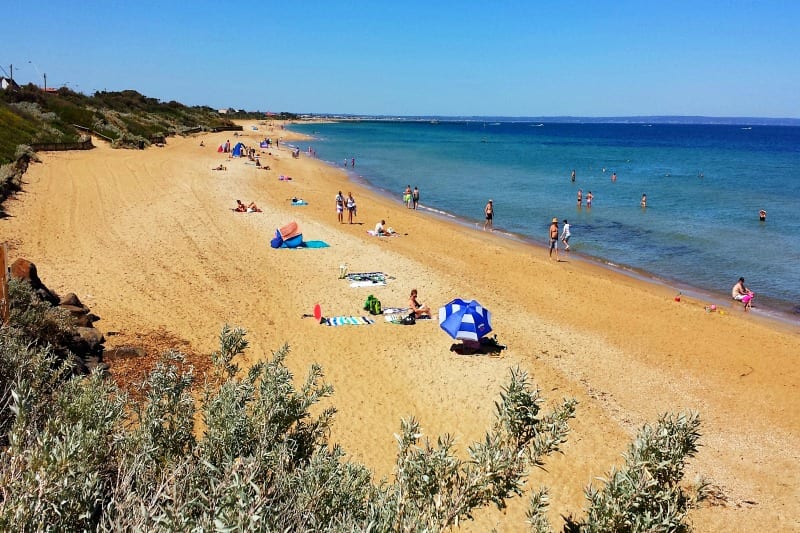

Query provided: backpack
[370,298,382,316]
[364,295,376,312]
[400,312,416,325]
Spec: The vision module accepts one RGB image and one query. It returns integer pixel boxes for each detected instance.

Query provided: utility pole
[43,72,47,91]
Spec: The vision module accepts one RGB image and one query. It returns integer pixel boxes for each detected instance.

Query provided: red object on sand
[313,304,322,321]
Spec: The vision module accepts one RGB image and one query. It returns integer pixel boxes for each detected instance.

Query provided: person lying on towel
[234,200,262,213]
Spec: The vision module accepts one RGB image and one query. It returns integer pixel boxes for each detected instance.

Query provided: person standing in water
[577,189,583,207]
[571,169,576,182]
[412,186,420,210]
[641,193,647,208]
[759,209,767,221]
[483,200,494,231]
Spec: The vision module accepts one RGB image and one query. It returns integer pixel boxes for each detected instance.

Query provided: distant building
[1,77,20,91]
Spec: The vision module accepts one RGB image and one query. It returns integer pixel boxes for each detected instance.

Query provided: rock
[59,293,84,307]
[74,327,105,354]
[10,258,59,305]
[104,346,146,359]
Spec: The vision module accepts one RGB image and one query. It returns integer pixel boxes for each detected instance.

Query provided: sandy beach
[2,120,799,530]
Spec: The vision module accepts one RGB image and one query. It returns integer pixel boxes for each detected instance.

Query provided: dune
[2,120,799,530]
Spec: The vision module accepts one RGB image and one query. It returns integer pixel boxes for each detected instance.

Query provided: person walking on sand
[412,186,420,210]
[346,192,356,224]
[549,218,560,261]
[483,200,494,231]
[560,219,571,251]
[577,189,583,207]
[335,191,345,223]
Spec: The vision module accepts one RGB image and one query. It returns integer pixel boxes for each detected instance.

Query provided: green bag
[364,295,376,311]
[369,297,382,316]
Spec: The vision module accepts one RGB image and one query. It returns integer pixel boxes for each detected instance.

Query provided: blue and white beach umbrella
[438,298,493,342]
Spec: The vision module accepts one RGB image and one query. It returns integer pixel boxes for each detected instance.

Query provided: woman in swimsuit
[409,289,431,318]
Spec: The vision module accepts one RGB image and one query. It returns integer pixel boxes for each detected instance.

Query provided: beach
[2,121,799,530]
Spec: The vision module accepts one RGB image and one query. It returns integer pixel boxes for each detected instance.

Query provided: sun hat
[552,217,558,223]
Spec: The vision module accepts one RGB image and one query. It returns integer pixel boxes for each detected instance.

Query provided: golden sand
[2,120,799,530]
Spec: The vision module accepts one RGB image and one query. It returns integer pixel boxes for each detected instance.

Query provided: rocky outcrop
[9,259,107,375]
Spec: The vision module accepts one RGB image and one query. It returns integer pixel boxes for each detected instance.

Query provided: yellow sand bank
[2,120,799,530]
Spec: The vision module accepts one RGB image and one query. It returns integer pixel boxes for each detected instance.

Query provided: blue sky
[3,0,798,117]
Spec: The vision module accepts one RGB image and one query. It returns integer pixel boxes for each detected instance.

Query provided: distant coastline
[299,114,800,127]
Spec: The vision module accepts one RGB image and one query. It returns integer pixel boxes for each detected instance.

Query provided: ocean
[286,120,800,319]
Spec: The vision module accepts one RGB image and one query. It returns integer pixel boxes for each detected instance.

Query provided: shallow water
[288,120,800,318]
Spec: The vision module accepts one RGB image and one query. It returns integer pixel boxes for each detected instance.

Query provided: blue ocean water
[288,121,800,317]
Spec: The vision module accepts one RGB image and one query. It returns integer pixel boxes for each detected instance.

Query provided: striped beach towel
[323,316,375,326]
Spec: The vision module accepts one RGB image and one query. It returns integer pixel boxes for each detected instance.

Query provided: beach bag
[364,295,376,312]
[400,312,416,325]
[369,297,382,316]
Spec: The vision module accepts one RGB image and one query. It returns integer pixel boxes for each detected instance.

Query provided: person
[234,200,260,213]
[346,192,356,224]
[586,191,593,208]
[403,185,412,208]
[577,189,583,207]
[611,171,617,182]
[759,209,767,222]
[731,277,755,310]
[549,218,560,261]
[409,289,431,318]
[640,193,647,208]
[199,140,205,147]
[412,186,420,210]
[212,164,227,171]
[335,191,345,223]
[375,219,386,235]
[560,219,571,251]
[571,169,576,182]
[483,200,494,231]
[351,157,355,167]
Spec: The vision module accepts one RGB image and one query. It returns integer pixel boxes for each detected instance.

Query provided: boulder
[10,258,59,305]
[59,293,84,307]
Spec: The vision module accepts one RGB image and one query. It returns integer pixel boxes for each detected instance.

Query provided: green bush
[0,301,706,531]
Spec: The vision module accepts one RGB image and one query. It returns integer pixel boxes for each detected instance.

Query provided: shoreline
[3,119,799,531]
[292,130,799,329]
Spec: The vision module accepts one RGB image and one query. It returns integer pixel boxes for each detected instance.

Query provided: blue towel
[280,240,330,249]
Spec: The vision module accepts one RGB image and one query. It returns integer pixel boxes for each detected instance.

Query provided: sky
[3,0,799,118]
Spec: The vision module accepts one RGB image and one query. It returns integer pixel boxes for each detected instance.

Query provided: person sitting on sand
[375,220,387,235]
[213,164,227,171]
[732,277,755,310]
[409,289,431,318]
[234,200,261,213]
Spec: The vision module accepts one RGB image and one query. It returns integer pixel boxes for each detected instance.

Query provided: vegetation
[0,280,707,531]
[0,84,240,164]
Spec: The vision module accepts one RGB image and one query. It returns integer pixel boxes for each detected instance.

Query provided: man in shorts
[549,218,560,261]
[335,191,344,223]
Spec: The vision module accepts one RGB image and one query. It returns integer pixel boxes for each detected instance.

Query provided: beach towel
[281,240,330,249]
[346,272,392,283]
[322,316,375,326]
